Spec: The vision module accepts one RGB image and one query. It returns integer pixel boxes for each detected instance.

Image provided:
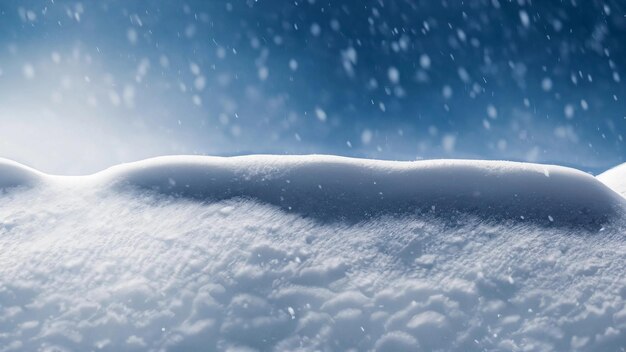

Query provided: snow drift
[0,156,625,352]
[98,155,624,227]
[598,162,626,198]
[0,158,42,189]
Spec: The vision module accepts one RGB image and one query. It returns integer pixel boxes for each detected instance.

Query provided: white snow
[0,158,43,189]
[387,67,400,84]
[0,155,625,351]
[314,108,327,122]
[597,162,626,197]
[95,155,624,227]
[519,10,530,28]
[419,54,431,70]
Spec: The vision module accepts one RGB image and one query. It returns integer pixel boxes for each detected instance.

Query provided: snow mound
[0,156,625,351]
[0,158,42,189]
[101,155,624,227]
[597,162,626,198]
[0,189,625,351]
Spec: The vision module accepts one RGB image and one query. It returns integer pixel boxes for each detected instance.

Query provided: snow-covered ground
[0,156,625,351]
[598,163,626,198]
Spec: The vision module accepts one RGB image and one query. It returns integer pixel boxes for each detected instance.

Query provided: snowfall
[0,155,625,352]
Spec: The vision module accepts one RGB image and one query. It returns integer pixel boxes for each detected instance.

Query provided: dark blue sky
[0,0,624,174]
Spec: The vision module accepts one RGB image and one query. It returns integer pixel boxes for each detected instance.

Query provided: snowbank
[597,162,626,198]
[0,156,625,351]
[0,158,42,189]
[99,155,624,227]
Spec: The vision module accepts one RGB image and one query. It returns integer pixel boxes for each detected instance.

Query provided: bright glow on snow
[598,162,626,197]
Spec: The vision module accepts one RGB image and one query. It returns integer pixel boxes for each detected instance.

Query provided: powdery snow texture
[0,155,625,352]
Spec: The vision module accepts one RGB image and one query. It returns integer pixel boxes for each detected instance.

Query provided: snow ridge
[597,162,626,198]
[100,155,623,227]
[1,155,624,227]
[0,158,43,189]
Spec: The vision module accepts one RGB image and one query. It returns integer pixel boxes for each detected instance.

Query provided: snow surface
[97,155,624,228]
[0,156,625,351]
[598,162,626,198]
[0,158,43,189]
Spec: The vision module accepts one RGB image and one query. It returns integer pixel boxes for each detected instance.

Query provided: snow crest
[598,162,626,198]
[99,155,624,227]
[0,158,42,189]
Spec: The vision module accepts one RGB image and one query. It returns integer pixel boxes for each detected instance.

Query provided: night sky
[0,0,624,174]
